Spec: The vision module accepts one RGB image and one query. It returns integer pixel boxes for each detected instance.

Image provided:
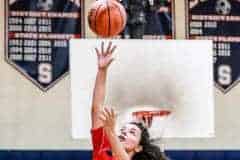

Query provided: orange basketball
[88,0,127,37]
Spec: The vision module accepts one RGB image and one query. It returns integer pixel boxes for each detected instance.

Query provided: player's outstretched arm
[91,42,116,129]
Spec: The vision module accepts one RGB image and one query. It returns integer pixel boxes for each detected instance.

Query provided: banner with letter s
[186,0,240,93]
[5,0,84,91]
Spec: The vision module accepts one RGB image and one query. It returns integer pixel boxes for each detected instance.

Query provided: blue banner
[5,0,84,91]
[186,0,240,93]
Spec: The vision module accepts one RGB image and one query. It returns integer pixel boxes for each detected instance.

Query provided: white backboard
[70,39,214,140]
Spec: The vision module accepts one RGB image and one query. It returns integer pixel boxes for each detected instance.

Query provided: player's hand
[95,42,117,70]
[99,107,116,131]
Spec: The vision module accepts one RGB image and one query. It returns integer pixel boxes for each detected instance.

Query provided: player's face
[118,123,142,152]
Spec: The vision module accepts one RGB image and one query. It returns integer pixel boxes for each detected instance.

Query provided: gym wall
[0,0,240,159]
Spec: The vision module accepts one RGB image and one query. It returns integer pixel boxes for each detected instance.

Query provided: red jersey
[91,127,117,160]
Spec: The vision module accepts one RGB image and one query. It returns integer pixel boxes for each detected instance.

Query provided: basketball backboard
[70,39,214,140]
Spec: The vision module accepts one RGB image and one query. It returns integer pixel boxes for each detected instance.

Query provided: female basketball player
[91,42,169,160]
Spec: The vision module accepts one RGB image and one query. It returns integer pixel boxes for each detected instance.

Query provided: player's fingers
[99,112,106,122]
[106,41,112,55]
[95,48,101,57]
[106,107,114,120]
[110,45,117,54]
[110,107,116,118]
[107,57,114,67]
[104,107,111,118]
[102,108,109,119]
[101,41,104,55]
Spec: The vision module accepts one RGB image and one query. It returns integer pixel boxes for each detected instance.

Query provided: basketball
[88,0,127,37]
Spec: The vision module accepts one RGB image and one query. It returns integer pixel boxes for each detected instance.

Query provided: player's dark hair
[130,122,170,160]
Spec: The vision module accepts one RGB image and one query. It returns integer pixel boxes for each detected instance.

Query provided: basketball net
[131,108,173,151]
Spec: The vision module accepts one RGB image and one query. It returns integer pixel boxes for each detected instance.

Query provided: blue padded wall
[0,150,240,160]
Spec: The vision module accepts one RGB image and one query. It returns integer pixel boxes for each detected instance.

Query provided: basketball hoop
[132,110,171,117]
[131,108,173,148]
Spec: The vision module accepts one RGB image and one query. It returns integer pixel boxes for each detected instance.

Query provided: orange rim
[132,110,171,117]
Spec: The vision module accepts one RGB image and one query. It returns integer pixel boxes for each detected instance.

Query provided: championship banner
[5,0,84,91]
[186,0,240,93]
